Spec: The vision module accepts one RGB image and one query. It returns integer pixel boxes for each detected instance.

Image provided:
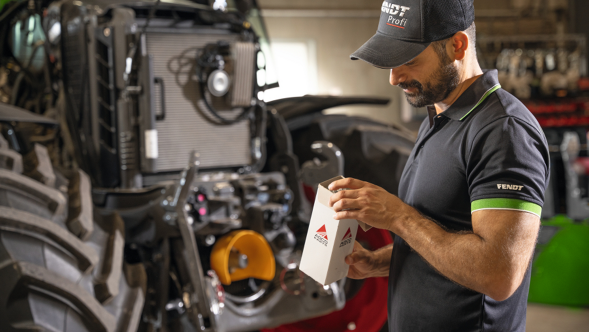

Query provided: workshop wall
[259,0,401,125]
[258,0,570,126]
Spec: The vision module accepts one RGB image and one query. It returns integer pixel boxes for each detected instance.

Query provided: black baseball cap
[351,0,475,68]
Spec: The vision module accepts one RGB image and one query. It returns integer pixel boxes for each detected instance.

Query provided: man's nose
[389,67,407,86]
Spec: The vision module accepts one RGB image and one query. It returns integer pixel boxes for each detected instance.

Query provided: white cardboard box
[299,176,371,285]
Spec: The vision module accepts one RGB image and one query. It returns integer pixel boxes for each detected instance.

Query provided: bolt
[161,199,169,206]
[164,213,172,221]
[230,214,239,220]
[185,204,192,212]
[187,216,194,225]
[205,235,216,246]
[103,27,110,37]
[347,322,356,330]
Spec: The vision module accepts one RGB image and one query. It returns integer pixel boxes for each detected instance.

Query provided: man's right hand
[345,241,393,279]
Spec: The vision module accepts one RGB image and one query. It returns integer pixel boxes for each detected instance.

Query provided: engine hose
[10,41,44,106]
[10,71,24,105]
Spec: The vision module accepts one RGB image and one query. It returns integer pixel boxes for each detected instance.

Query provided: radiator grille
[146,32,251,172]
[95,37,117,153]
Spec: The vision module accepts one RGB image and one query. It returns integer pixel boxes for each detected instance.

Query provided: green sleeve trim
[471,198,541,217]
[459,84,502,121]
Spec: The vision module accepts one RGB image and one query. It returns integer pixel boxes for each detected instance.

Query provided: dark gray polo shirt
[389,70,549,332]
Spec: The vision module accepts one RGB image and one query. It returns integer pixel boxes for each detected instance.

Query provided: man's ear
[450,31,469,61]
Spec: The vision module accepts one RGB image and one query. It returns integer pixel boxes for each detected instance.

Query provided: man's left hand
[328,177,414,231]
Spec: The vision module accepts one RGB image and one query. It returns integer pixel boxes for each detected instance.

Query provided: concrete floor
[527,304,589,332]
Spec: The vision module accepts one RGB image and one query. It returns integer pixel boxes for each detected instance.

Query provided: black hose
[9,40,44,105]
[10,71,25,105]
[198,77,254,124]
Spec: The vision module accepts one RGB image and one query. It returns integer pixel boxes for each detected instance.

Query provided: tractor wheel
[0,143,146,332]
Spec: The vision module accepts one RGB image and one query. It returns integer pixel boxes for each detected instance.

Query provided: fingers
[332,198,363,212]
[352,240,364,252]
[333,209,362,221]
[328,189,360,207]
[345,241,365,265]
[328,178,367,191]
[345,242,372,279]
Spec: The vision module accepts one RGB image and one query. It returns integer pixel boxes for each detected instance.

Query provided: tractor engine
[0,0,346,331]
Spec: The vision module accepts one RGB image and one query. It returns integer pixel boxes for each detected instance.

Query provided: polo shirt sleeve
[466,116,549,218]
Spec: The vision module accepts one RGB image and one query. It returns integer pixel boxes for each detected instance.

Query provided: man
[328,0,549,331]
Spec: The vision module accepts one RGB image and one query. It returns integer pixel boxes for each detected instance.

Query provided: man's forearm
[389,206,537,300]
[394,216,491,293]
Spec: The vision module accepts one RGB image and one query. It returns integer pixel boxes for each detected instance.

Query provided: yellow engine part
[210,230,275,285]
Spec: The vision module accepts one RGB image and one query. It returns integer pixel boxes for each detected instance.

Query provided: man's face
[390,44,460,108]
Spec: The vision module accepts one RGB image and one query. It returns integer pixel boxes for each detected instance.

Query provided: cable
[196,44,254,125]
[141,0,161,35]
[198,77,254,124]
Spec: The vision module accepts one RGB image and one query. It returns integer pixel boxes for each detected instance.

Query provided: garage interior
[0,0,588,331]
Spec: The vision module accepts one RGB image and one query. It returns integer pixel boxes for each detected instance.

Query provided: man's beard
[399,55,460,108]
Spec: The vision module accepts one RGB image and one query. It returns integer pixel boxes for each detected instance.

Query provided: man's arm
[394,208,539,301]
[329,178,540,301]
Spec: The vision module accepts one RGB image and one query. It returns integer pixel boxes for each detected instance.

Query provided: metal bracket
[300,141,344,190]
[173,151,217,331]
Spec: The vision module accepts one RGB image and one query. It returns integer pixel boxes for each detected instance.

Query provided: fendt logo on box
[314,225,329,246]
[339,228,353,248]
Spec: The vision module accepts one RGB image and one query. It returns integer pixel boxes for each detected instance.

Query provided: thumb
[345,254,355,265]
[352,240,364,253]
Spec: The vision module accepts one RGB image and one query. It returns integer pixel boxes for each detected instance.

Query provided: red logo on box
[316,225,328,240]
[339,227,353,248]
[341,227,352,241]
[314,225,329,246]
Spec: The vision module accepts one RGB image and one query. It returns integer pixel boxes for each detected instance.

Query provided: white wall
[259,0,404,125]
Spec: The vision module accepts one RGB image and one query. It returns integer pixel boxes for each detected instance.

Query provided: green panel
[471,198,542,216]
[529,215,589,307]
[0,0,13,12]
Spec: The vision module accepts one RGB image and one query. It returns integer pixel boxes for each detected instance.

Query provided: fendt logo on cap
[314,225,329,246]
[381,1,410,29]
[339,228,353,248]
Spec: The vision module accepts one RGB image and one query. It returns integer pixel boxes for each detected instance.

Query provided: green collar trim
[459,84,502,121]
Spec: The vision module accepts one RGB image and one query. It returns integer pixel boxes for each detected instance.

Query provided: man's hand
[345,241,393,279]
[328,177,416,231]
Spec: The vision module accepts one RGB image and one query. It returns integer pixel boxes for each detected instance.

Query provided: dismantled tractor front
[0,0,350,331]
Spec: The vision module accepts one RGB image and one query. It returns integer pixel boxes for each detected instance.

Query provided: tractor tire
[0,143,146,332]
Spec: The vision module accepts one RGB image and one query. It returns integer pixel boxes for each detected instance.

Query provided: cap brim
[350,32,430,68]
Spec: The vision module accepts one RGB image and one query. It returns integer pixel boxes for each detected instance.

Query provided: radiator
[146,31,252,172]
